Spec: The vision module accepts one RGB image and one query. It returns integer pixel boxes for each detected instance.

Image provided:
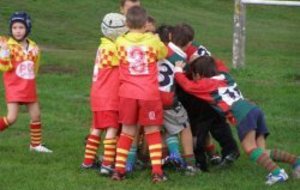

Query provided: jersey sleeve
[34,46,41,74]
[174,71,218,102]
[0,37,12,72]
[154,36,168,60]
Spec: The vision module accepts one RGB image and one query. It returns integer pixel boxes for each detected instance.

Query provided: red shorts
[119,97,163,126]
[92,111,119,129]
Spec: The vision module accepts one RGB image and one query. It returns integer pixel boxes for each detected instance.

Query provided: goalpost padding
[232,0,300,68]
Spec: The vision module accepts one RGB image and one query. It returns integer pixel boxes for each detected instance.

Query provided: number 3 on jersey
[127,46,149,75]
[158,59,174,92]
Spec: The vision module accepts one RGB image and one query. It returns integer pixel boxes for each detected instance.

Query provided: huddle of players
[81,0,241,183]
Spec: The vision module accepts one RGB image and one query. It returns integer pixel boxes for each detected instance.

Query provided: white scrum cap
[101,13,128,40]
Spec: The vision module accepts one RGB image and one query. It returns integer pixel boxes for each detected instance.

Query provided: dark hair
[156,24,174,44]
[180,23,194,41]
[120,0,140,7]
[190,56,218,78]
[147,15,156,25]
[126,6,147,29]
[171,23,194,48]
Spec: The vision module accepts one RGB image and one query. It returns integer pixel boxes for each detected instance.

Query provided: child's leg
[83,128,102,166]
[126,125,141,172]
[0,103,19,131]
[27,102,42,146]
[204,133,222,165]
[102,127,118,167]
[165,134,182,163]
[180,125,196,167]
[114,125,136,175]
[144,125,163,175]
[27,102,52,153]
[242,131,282,176]
[209,117,239,161]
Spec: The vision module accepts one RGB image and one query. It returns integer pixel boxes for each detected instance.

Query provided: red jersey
[115,32,167,100]
[2,38,40,103]
[174,61,256,125]
[90,38,120,111]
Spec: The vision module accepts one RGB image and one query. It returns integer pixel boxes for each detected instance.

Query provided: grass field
[0,0,300,190]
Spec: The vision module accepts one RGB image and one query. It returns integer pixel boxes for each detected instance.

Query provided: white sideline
[242,0,300,6]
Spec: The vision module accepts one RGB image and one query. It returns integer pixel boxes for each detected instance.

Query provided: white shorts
[163,102,190,136]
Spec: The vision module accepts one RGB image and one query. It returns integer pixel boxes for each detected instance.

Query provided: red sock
[145,131,163,175]
[102,138,117,166]
[115,133,134,174]
[0,117,9,132]
[30,122,42,147]
[83,134,100,165]
[204,144,216,154]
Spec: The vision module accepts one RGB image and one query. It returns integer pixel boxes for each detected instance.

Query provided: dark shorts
[237,108,269,141]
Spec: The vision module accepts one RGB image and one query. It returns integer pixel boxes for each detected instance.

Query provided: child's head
[101,13,128,40]
[145,15,156,33]
[190,56,218,79]
[120,0,141,15]
[9,12,31,41]
[156,24,174,44]
[171,23,194,50]
[126,6,148,31]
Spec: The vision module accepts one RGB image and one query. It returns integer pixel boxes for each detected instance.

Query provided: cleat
[265,169,288,185]
[100,165,114,176]
[183,165,199,176]
[111,171,126,181]
[152,173,168,183]
[126,162,135,173]
[164,153,185,168]
[80,162,100,170]
[219,151,240,168]
[209,154,222,165]
[30,144,53,153]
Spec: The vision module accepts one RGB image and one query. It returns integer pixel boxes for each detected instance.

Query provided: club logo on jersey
[16,60,35,79]
[127,46,149,75]
[218,83,243,106]
[148,111,156,120]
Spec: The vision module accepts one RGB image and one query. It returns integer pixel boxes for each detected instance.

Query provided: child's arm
[0,38,12,72]
[174,61,217,101]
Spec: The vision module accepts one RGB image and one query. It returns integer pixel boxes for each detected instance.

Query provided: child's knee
[6,115,17,125]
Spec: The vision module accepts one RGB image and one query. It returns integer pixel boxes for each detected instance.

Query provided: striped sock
[0,117,9,132]
[30,122,42,147]
[166,135,181,157]
[249,147,281,175]
[127,146,137,167]
[102,138,117,166]
[83,134,100,165]
[183,154,196,166]
[146,131,163,175]
[115,133,134,174]
[269,149,298,165]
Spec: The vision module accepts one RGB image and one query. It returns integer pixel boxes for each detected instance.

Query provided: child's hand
[175,60,186,68]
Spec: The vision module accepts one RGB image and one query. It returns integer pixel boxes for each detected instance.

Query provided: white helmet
[101,13,128,40]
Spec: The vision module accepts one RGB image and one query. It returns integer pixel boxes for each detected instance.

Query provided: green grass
[0,0,300,190]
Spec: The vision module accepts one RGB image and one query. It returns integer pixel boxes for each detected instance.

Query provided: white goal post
[232,0,300,68]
